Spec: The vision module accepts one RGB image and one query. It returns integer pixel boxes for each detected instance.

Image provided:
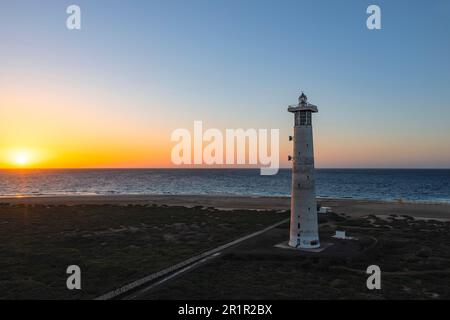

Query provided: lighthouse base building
[288,93,320,249]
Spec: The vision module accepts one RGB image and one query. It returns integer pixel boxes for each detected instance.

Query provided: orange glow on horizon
[1,83,448,169]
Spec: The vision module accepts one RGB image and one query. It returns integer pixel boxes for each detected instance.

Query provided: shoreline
[1,193,450,204]
[1,194,450,220]
[1,194,449,205]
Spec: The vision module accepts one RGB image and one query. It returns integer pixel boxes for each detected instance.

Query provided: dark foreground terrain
[0,203,283,299]
[144,213,450,300]
[1,198,450,300]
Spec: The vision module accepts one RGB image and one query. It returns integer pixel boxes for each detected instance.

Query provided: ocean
[0,169,449,203]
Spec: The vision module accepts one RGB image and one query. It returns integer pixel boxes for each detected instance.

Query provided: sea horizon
[1,168,449,204]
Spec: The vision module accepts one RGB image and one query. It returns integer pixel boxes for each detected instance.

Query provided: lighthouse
[288,92,320,249]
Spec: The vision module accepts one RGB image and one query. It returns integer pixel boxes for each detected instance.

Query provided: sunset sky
[1,0,449,169]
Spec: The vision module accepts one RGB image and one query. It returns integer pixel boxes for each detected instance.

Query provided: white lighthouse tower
[288,92,320,249]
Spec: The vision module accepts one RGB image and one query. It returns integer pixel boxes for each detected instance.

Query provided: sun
[2,148,48,168]
[15,154,29,166]
[7,150,34,167]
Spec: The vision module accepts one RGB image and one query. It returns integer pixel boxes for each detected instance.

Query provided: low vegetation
[0,203,284,299]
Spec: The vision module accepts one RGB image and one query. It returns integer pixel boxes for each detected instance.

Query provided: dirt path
[95,218,290,300]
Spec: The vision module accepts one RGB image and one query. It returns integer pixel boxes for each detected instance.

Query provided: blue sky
[1,0,449,168]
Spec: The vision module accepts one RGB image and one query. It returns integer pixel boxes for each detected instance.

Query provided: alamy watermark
[367,5,382,30]
[66,5,81,30]
[65,4,381,31]
[66,265,81,290]
[366,265,381,290]
[171,121,280,175]
[62,0,383,287]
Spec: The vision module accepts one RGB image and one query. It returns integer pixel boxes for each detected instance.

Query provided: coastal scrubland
[1,196,449,300]
[0,203,283,299]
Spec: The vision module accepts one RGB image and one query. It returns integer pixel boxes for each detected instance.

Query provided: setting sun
[1,149,39,168]
[14,153,29,166]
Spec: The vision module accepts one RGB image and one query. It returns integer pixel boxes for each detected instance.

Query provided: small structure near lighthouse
[288,92,320,249]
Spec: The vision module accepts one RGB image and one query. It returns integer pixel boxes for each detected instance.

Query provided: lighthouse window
[295,112,301,126]
[299,111,307,125]
[306,112,312,125]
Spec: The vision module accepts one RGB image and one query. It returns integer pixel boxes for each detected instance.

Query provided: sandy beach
[1,195,450,220]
